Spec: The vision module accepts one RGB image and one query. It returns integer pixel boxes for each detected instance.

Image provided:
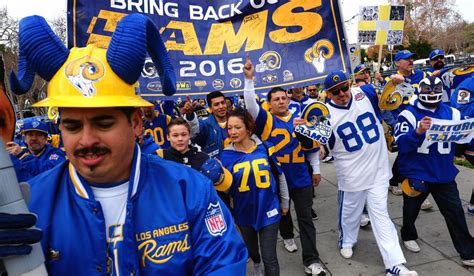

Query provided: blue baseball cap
[429,49,445,60]
[324,71,348,91]
[354,64,370,75]
[22,120,49,135]
[394,50,417,61]
[200,158,232,192]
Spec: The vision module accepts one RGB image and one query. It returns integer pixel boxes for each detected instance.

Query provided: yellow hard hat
[10,14,176,108]
[33,45,152,108]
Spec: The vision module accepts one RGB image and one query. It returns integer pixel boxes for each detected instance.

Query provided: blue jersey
[394,101,461,183]
[450,76,474,119]
[220,142,281,231]
[289,94,316,117]
[10,144,66,182]
[143,111,171,149]
[254,108,314,189]
[29,145,247,275]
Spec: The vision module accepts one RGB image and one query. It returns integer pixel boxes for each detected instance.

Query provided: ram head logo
[65,55,105,97]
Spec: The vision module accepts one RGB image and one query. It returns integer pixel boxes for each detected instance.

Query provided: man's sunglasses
[308,89,317,92]
[329,85,349,96]
[431,56,444,61]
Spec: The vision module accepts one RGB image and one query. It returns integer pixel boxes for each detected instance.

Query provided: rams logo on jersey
[255,51,282,73]
[65,55,105,97]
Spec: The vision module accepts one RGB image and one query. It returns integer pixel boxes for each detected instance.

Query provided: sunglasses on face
[329,85,349,96]
[431,56,444,61]
[308,89,317,92]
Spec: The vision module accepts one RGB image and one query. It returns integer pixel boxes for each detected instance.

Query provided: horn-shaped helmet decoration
[10,14,176,108]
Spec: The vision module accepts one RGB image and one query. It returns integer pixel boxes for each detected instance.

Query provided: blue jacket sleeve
[13,147,66,179]
[394,113,424,153]
[381,110,397,128]
[183,174,247,275]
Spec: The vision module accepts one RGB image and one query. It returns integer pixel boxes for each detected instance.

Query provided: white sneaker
[283,238,298,253]
[360,213,370,228]
[385,264,418,275]
[252,262,264,276]
[322,155,334,163]
[389,186,403,196]
[340,247,353,259]
[403,240,421,253]
[420,199,433,210]
[462,259,474,266]
[304,262,326,275]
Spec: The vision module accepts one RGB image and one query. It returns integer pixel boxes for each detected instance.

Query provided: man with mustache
[1,14,247,275]
[6,120,65,181]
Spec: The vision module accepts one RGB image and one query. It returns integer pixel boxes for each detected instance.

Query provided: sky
[1,0,473,44]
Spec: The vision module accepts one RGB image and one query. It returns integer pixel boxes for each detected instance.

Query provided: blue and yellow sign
[68,0,351,99]
[358,5,405,46]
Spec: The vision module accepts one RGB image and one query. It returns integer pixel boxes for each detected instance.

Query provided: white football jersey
[327,86,392,192]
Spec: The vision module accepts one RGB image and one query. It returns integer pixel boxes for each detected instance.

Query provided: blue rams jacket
[28,146,247,275]
[11,143,66,182]
[186,113,229,158]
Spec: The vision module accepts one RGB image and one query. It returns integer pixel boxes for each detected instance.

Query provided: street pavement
[246,152,474,275]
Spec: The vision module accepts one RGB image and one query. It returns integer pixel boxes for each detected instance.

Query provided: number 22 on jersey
[270,128,305,163]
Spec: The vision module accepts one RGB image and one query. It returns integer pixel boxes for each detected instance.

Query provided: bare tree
[0,8,63,117]
[0,7,19,53]
[49,16,67,46]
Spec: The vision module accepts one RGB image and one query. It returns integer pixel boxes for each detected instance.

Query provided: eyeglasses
[308,89,317,92]
[329,85,349,96]
[431,56,444,61]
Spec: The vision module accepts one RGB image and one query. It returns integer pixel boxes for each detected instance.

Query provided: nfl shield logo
[205,202,227,236]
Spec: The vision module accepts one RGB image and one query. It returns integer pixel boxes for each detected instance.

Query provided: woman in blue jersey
[219,108,289,276]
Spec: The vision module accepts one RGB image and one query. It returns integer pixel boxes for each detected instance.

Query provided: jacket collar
[69,144,142,200]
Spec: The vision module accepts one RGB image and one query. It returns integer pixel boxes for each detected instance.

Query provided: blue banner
[68,0,351,100]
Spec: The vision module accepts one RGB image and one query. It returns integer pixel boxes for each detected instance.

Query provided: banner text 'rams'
[88,0,323,55]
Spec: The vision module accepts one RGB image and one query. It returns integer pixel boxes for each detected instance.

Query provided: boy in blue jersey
[394,76,474,266]
[243,58,326,275]
[6,120,66,182]
[1,14,247,275]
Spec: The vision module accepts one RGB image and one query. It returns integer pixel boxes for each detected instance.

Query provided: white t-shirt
[90,182,129,242]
